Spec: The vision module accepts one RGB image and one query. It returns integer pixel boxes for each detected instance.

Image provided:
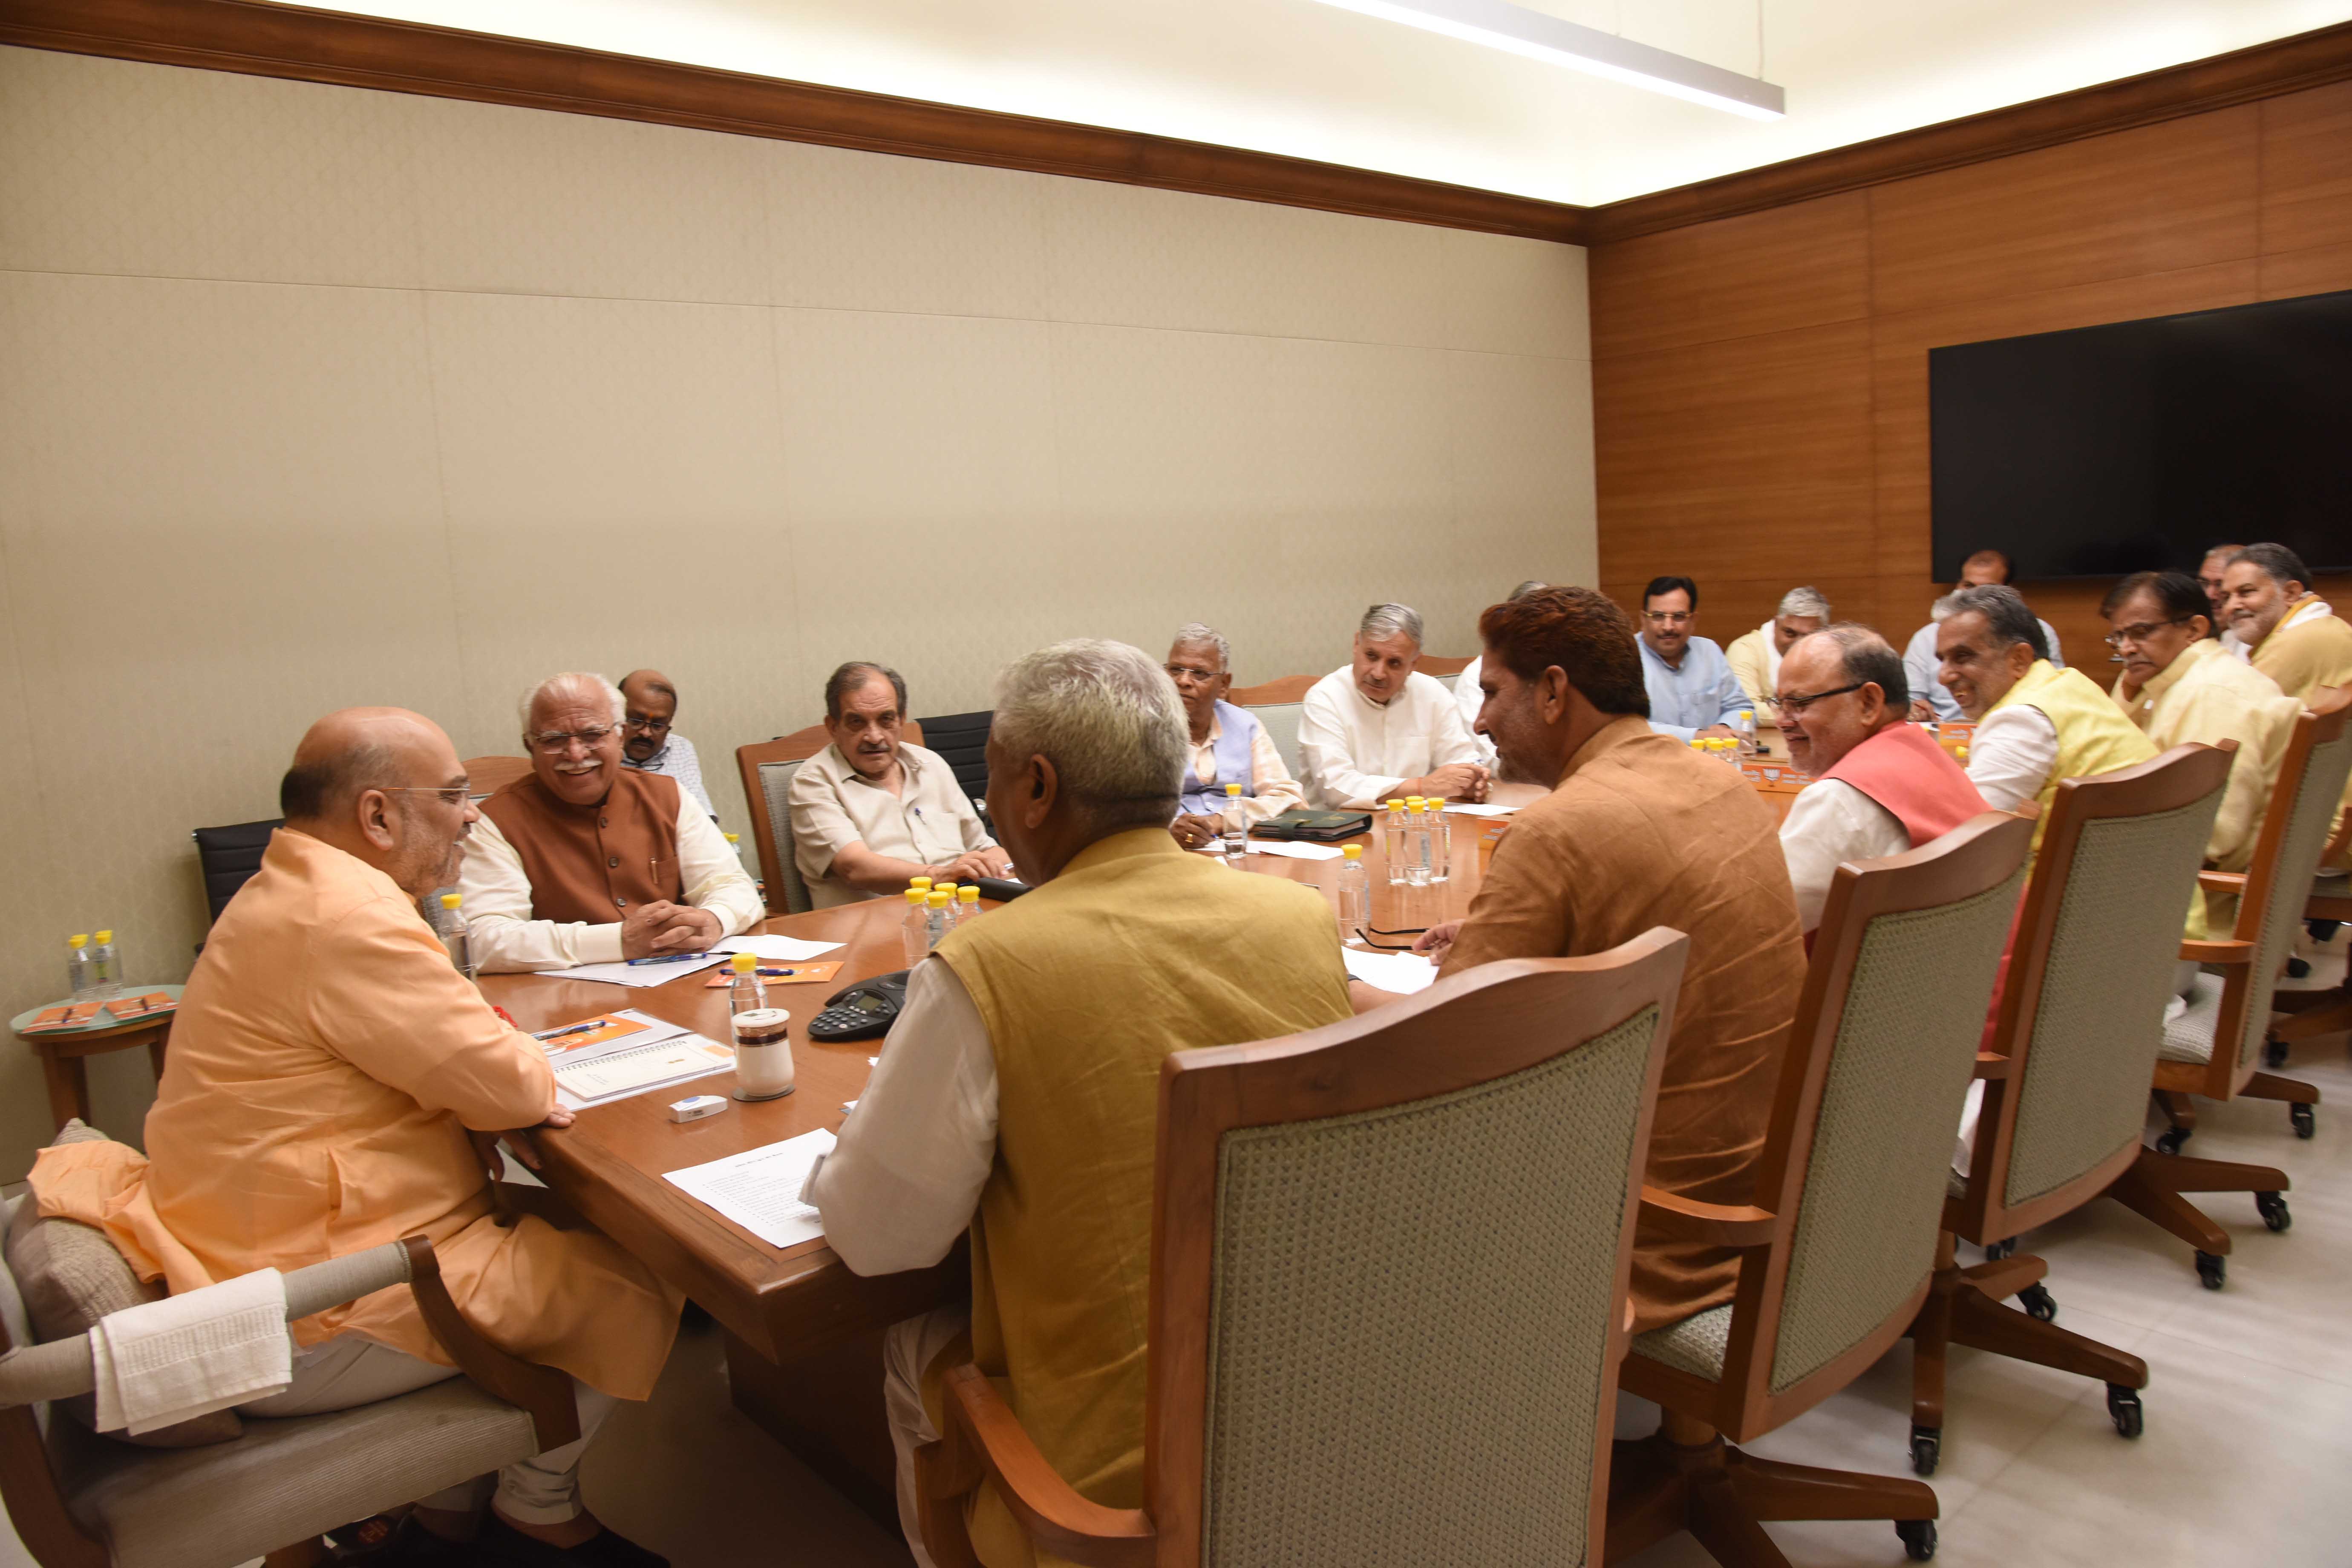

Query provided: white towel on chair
[90,1268,292,1435]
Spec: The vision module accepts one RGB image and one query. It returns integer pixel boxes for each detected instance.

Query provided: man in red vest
[1777,626,1988,934]
[462,672,763,972]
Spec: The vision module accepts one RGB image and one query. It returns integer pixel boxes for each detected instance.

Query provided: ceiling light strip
[1303,0,1786,119]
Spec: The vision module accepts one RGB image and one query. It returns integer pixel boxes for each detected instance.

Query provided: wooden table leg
[35,1046,90,1133]
[146,1032,168,1087]
[723,1326,905,1537]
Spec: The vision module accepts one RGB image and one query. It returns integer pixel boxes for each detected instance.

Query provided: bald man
[28,709,679,1564]
[462,672,761,972]
[617,667,715,817]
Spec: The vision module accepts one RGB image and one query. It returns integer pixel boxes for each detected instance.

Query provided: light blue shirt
[1640,635,1753,742]
[1904,618,2067,722]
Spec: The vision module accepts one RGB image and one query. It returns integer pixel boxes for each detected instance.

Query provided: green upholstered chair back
[1184,947,1681,1568]
[2003,768,2226,1208]
[1768,863,2024,1395]
[1244,701,1304,780]
[2224,720,2352,1071]
[754,757,814,916]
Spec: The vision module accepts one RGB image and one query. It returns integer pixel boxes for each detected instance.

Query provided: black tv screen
[1929,289,2352,581]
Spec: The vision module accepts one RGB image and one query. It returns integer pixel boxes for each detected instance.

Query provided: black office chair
[192,818,282,929]
[911,710,992,813]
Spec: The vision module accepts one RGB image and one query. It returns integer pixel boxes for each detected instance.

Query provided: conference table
[481,767,1811,1520]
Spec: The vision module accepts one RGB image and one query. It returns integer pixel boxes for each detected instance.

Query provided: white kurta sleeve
[675,792,764,936]
[457,812,627,972]
[1966,705,2059,816]
[1778,780,1909,934]
[807,960,997,1275]
[1242,723,1306,822]
[1426,679,1483,770]
[1298,680,1401,809]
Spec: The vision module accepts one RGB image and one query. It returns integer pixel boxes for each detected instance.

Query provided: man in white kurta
[2104,571,2299,875]
[1297,603,1485,808]
[1451,582,1549,764]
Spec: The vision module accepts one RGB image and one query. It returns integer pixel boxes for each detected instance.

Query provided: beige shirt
[2112,637,2300,872]
[1186,712,1305,824]
[788,741,996,908]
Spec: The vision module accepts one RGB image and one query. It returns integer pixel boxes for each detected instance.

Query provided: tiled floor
[7,956,2347,1568]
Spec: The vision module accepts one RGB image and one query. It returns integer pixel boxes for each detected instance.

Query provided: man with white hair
[1164,623,1304,849]
[807,639,1351,1568]
[1724,585,1830,735]
[461,671,762,973]
[1297,602,1487,807]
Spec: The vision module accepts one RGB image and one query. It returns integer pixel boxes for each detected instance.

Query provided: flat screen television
[1929,289,2352,581]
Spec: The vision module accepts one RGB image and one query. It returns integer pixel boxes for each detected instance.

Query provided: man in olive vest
[808,639,1352,1568]
[461,671,763,972]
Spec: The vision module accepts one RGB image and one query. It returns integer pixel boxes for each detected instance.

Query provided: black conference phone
[811,971,909,1042]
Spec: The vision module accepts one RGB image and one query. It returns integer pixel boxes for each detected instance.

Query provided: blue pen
[625,950,712,967]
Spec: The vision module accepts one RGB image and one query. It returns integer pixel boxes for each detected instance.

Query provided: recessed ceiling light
[1302,0,1787,120]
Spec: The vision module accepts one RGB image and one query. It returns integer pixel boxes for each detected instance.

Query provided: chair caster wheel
[2018,1283,2057,1322]
[1897,1519,1937,1561]
[1982,1237,2015,1262]
[2107,1384,2144,1438]
[2291,1104,2315,1139]
[2286,955,2311,980]
[2257,1192,2291,1232]
[1909,1424,1940,1477]
[2196,1251,2226,1289]
[2263,1038,2289,1069]
[2155,1127,2190,1155]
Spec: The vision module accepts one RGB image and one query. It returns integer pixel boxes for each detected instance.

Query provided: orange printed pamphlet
[532,1014,651,1057]
[23,1003,104,1032]
[104,992,176,1023]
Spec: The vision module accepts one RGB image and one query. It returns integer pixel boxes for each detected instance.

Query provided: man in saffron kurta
[1776,627,1987,934]
[809,640,1352,1568]
[2104,571,2300,877]
[1417,588,1801,1334]
[29,708,679,1562]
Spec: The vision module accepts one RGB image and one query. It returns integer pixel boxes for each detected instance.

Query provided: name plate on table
[1740,762,1809,795]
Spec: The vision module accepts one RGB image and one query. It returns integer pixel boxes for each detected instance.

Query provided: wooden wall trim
[1587,20,2352,243]
[0,0,1590,245]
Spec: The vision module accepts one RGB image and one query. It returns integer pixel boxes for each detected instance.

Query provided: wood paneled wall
[1590,84,2352,672]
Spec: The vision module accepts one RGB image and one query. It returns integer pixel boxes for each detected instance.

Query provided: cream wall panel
[424,290,794,843]
[410,95,774,306]
[0,52,1590,1179]
[765,143,1053,322]
[0,47,423,290]
[773,307,1063,719]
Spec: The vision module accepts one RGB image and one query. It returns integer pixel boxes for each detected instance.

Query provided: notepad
[554,1033,734,1107]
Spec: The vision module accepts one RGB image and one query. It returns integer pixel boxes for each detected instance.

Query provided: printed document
[663,1129,838,1249]
[1342,946,1439,995]
[715,935,848,962]
[531,954,731,988]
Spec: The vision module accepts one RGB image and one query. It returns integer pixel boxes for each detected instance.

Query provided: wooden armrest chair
[1611,810,2033,1568]
[738,721,931,916]
[460,755,533,800]
[1909,743,2231,1479]
[1228,675,1318,781]
[2254,685,2352,1069]
[2144,694,2347,1167]
[0,1216,577,1568]
[917,932,1692,1568]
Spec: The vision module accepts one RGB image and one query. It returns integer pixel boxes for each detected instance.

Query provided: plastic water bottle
[1336,844,1369,940]
[66,934,95,1002]
[728,951,768,1015]
[1732,709,1758,758]
[1222,782,1247,862]
[433,894,476,983]
[902,886,931,966]
[1427,802,1452,884]
[1404,799,1431,888]
[934,884,960,931]
[925,889,953,948]
[958,885,982,924]
[89,930,121,998]
[725,831,753,872]
[1383,799,1409,885]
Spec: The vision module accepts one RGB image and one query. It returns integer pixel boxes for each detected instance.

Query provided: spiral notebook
[553,1031,734,1108]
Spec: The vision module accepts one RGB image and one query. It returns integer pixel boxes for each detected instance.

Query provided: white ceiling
[331,0,2350,207]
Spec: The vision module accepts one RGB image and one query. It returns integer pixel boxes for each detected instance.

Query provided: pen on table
[625,950,712,966]
[536,1018,611,1041]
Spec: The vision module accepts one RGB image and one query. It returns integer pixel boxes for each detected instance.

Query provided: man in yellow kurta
[807,640,1351,1568]
[2221,544,2352,866]
[29,708,679,1565]
[2104,570,2300,874]
[1723,585,1830,754]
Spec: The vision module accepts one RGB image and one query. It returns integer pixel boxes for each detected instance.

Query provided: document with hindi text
[663,1130,838,1250]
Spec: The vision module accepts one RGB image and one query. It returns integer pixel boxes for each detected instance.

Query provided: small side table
[11,987,182,1136]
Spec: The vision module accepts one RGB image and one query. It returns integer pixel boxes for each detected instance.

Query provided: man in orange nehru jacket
[460,671,763,972]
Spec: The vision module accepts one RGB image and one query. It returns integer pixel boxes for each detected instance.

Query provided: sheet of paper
[1444,803,1518,817]
[1342,946,1438,995]
[1247,841,1345,861]
[554,1032,734,1108]
[663,1129,838,1250]
[531,953,731,988]
[715,935,847,962]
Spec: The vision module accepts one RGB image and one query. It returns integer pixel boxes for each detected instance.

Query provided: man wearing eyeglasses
[1160,624,1304,850]
[616,668,715,818]
[1775,627,1986,934]
[2105,570,2300,879]
[462,671,762,972]
[1634,575,1753,744]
